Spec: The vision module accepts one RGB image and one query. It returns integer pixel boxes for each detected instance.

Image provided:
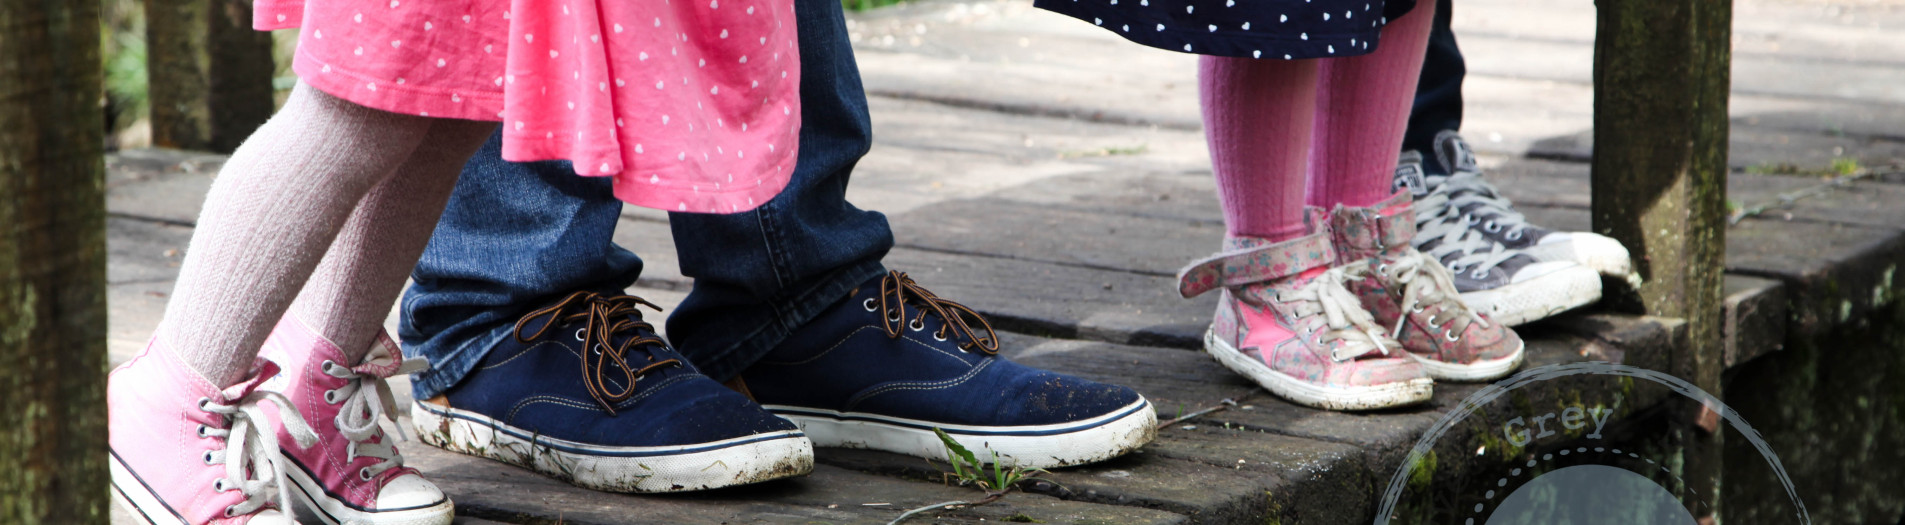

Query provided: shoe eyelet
[1484,221,1502,233]
[574,328,587,341]
[909,319,925,331]
[1448,264,1464,273]
[862,298,878,312]
[358,467,373,481]
[1506,231,1523,241]
[320,360,336,374]
[202,451,216,465]
[1465,214,1479,225]
[323,390,339,404]
[212,479,225,492]
[1470,269,1488,280]
[1409,304,1426,314]
[195,397,212,411]
[196,424,209,438]
[224,506,237,518]
[887,313,902,323]
[1444,329,1463,342]
[934,332,948,342]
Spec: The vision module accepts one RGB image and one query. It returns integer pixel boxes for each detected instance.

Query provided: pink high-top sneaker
[109,337,318,525]
[1327,192,1526,382]
[1177,217,1433,411]
[257,316,453,525]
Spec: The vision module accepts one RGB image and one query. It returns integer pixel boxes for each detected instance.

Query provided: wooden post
[0,0,111,522]
[1591,0,1730,520]
[147,0,275,152]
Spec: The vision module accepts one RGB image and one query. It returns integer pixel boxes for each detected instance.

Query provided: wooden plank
[819,322,1678,524]
[882,246,1217,348]
[1723,275,1787,368]
[1726,218,1905,339]
[0,0,110,519]
[402,448,1187,525]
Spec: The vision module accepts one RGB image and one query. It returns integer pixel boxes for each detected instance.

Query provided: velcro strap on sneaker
[1374,206,1416,250]
[1176,233,1336,298]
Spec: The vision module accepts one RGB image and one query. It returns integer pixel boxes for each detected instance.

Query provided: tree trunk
[148,0,275,152]
[1591,0,1731,520]
[0,0,110,523]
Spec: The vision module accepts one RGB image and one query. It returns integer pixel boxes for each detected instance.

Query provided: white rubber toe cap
[376,473,446,509]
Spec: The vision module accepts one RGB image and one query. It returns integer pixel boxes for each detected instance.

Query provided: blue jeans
[400,0,894,399]
[1402,0,1464,175]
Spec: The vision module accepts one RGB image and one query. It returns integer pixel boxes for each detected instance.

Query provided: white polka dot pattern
[252,0,802,214]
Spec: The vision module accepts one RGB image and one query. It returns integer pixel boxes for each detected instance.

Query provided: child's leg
[1200,56,1321,241]
[1305,0,1439,208]
[160,83,433,388]
[289,119,497,362]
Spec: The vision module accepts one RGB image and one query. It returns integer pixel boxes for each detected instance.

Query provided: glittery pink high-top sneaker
[1327,191,1526,382]
[257,316,452,525]
[1177,216,1433,411]
[109,337,317,525]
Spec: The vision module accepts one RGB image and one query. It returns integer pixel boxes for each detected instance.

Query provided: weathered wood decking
[104,0,1905,522]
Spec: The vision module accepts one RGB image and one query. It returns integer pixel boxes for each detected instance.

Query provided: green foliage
[101,0,148,130]
[933,428,1044,494]
[1831,157,1861,176]
[841,0,911,11]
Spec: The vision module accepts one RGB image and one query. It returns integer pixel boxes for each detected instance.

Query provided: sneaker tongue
[1432,131,1480,174]
[1393,151,1430,197]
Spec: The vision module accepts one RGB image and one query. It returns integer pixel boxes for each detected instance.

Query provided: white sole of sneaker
[767,397,1157,470]
[1460,264,1603,326]
[1205,329,1434,411]
[1409,339,1526,382]
[411,402,814,493]
[110,450,300,525]
[282,456,455,525]
[109,450,188,525]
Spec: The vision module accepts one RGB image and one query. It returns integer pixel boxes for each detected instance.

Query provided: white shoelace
[200,391,318,520]
[1412,190,1523,279]
[1369,251,1489,341]
[323,343,430,481]
[1427,171,1540,241]
[1277,266,1398,362]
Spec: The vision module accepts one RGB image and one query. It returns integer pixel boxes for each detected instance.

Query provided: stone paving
[104,0,1905,522]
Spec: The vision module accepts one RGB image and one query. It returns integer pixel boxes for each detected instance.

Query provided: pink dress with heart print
[254,0,801,214]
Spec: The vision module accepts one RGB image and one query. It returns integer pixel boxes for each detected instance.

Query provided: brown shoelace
[513,291,680,414]
[874,271,1001,354]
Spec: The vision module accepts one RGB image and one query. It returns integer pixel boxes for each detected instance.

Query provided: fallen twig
[887,493,1006,525]
[1158,398,1237,429]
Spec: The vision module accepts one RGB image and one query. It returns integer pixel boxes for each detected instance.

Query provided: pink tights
[1199,0,1437,241]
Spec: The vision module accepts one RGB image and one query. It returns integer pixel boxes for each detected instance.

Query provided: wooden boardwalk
[104,0,1905,522]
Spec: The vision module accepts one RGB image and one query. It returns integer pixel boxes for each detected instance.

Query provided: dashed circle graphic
[1373,362,1809,524]
[1460,446,1703,524]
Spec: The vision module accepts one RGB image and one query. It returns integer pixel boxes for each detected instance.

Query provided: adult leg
[398,134,643,400]
[664,0,893,382]
[1401,0,1464,170]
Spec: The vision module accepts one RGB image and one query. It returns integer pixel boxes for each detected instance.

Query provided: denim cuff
[407,321,515,401]
[682,258,888,382]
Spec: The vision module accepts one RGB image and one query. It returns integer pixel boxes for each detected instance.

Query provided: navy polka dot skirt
[1034,0,1416,59]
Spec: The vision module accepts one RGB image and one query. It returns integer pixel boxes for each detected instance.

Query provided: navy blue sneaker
[410,291,813,493]
[732,271,1157,469]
